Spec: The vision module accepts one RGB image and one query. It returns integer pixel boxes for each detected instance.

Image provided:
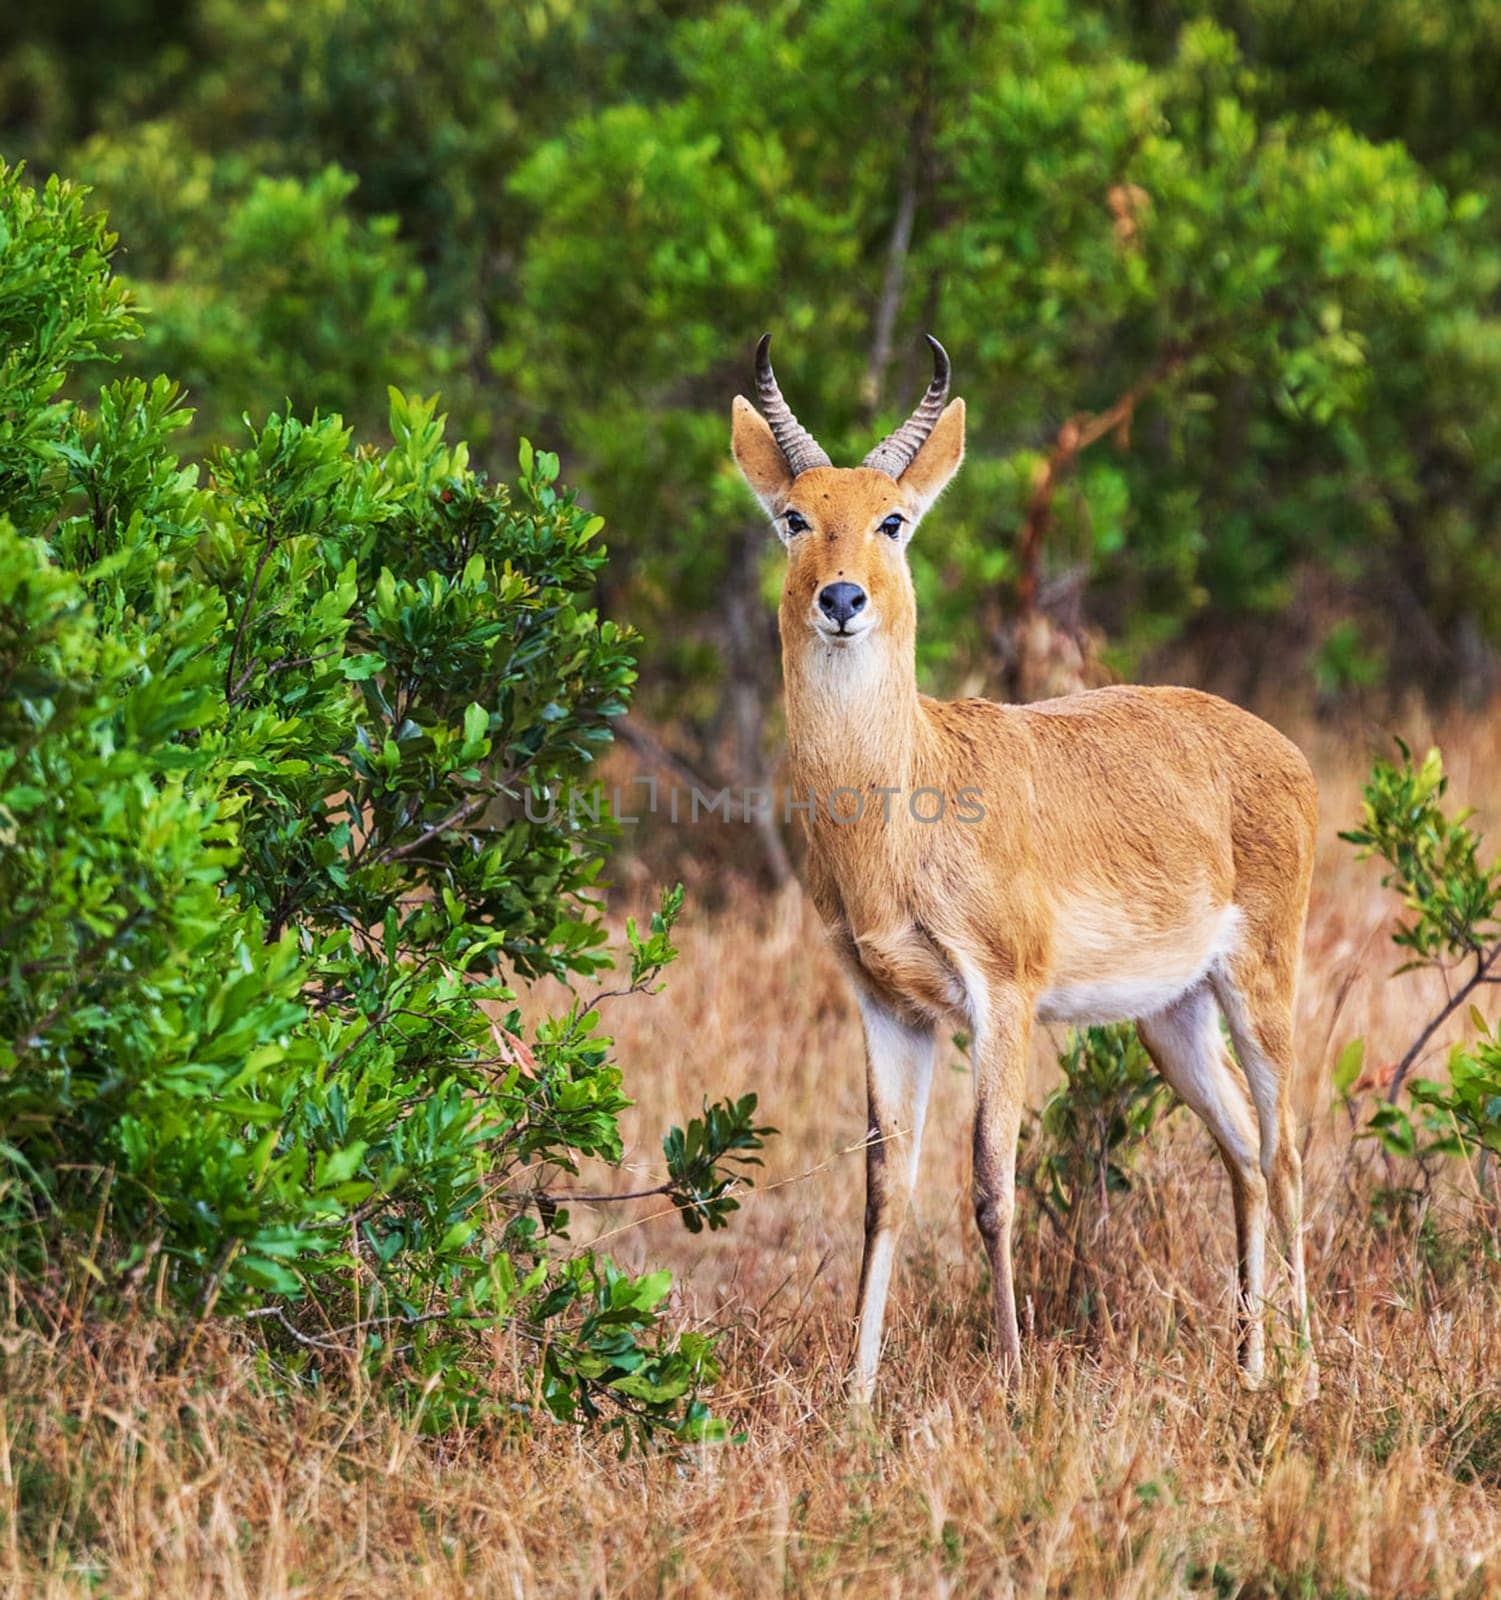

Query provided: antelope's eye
[784,509,809,534]
[880,513,906,539]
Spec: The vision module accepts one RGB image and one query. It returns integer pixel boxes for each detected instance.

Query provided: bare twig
[552,1183,676,1205]
[245,1303,542,1352]
[612,718,721,797]
[1388,939,1501,1102]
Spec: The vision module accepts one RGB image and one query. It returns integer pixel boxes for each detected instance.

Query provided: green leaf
[1333,1037,1365,1099]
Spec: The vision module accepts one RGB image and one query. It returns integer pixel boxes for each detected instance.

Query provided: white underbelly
[1035,900,1243,1026]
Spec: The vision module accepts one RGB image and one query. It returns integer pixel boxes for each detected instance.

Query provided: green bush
[1023,1023,1176,1329]
[1338,743,1501,1219]
[1029,1023,1176,1224]
[0,162,770,1445]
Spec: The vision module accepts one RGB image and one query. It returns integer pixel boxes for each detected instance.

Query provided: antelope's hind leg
[850,995,937,1405]
[1213,952,1315,1388]
[1137,983,1269,1383]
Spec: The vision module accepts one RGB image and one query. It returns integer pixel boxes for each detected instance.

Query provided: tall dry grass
[4,709,1501,1597]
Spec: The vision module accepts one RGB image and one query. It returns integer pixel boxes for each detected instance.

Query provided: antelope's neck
[782,633,926,801]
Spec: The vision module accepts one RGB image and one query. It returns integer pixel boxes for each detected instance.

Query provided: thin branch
[1388,939,1501,1102]
[262,648,342,679]
[225,525,276,706]
[552,1183,675,1205]
[863,13,934,415]
[612,718,728,806]
[1015,345,1193,616]
[375,792,489,865]
[245,1303,544,1352]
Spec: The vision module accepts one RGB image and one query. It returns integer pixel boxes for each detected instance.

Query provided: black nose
[817,581,867,628]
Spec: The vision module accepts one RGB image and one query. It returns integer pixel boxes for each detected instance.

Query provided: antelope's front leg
[850,995,936,1405]
[971,987,1031,1387]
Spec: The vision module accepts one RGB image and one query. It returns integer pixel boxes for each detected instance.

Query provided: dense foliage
[6,0,1499,781]
[0,163,771,1443]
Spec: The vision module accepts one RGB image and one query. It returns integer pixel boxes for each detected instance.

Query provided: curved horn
[862,334,951,478]
[755,333,831,478]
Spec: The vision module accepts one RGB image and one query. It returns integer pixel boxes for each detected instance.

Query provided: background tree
[4,0,1501,873]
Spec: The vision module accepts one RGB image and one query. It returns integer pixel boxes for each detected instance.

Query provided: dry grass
[6,709,1501,1597]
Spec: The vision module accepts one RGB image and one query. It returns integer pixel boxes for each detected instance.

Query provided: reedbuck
[732,335,1317,1402]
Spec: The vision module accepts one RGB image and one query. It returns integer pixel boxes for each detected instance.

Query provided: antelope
[731,335,1317,1403]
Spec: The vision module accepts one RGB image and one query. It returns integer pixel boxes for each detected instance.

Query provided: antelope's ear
[732,395,794,515]
[898,398,965,517]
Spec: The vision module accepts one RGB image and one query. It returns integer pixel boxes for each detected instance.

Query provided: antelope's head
[731,334,965,658]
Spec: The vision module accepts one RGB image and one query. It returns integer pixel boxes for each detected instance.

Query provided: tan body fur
[733,368,1317,1403]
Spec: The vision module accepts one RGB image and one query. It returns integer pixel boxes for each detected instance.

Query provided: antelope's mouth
[812,613,875,644]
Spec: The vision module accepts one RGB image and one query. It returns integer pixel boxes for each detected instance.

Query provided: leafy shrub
[1024,1023,1176,1326]
[1338,742,1501,1220]
[0,161,770,1445]
[1341,742,1501,973]
[1029,1023,1176,1222]
[498,3,1501,723]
